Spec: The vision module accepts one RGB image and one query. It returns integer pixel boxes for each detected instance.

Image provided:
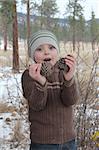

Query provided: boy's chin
[50,61,56,66]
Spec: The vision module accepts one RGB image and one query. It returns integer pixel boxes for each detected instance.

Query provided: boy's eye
[49,46,55,50]
[36,48,42,51]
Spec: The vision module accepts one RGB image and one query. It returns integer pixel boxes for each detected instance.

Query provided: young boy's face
[33,44,58,66]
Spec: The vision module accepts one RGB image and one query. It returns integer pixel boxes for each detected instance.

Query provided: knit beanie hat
[29,30,59,58]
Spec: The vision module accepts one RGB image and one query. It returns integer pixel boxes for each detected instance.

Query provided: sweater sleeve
[61,76,79,107]
[21,70,47,111]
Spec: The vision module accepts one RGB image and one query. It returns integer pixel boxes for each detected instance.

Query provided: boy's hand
[29,64,46,86]
[63,55,76,81]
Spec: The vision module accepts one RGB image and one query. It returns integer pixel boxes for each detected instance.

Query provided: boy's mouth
[43,58,51,62]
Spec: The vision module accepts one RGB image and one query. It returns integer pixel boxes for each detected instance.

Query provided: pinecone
[40,58,70,78]
[57,58,70,72]
[40,62,53,77]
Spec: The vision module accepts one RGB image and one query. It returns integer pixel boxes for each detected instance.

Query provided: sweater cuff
[64,76,74,87]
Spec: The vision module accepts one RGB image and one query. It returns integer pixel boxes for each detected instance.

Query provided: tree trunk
[40,0,44,29]
[72,13,76,51]
[27,0,30,56]
[26,0,30,67]
[73,29,76,51]
[12,0,19,72]
[3,24,7,51]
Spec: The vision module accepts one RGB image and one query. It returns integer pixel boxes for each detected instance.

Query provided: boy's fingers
[29,64,38,75]
[65,55,76,65]
[36,64,42,74]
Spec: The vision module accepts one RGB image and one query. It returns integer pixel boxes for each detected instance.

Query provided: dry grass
[9,120,26,149]
[12,120,25,142]
[0,41,98,68]
[0,103,17,113]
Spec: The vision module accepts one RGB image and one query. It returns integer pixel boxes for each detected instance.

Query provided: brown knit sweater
[21,67,79,144]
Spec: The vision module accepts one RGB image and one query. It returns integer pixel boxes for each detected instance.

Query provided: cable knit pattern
[21,67,79,144]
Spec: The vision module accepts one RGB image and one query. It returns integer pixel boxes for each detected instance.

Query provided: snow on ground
[0,67,30,150]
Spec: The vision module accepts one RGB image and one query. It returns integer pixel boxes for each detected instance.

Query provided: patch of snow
[0,67,30,150]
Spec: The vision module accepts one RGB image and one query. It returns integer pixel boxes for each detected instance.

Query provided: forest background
[0,0,99,150]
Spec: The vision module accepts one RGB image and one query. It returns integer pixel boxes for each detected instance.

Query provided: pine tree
[66,0,84,51]
[0,0,13,51]
[90,11,99,50]
[31,0,58,30]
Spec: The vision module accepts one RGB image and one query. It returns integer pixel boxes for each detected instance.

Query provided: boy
[21,30,79,150]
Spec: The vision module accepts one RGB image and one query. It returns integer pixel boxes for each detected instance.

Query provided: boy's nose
[44,48,49,55]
